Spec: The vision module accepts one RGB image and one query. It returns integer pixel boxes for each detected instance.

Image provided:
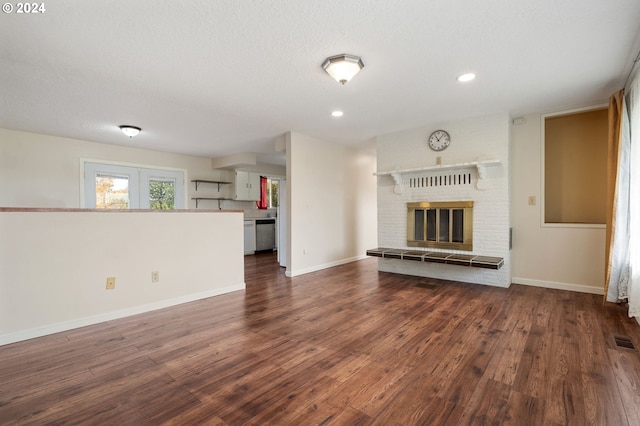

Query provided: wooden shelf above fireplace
[374,158,500,177]
[374,158,501,193]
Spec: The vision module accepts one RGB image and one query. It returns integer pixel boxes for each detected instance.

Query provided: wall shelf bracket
[390,173,403,194]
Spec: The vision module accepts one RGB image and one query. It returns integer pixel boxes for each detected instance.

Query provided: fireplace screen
[407,201,473,251]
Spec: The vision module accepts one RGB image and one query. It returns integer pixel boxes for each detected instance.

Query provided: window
[83,161,185,209]
[95,173,131,209]
[543,107,607,225]
[266,178,279,208]
[139,169,183,209]
[147,179,176,210]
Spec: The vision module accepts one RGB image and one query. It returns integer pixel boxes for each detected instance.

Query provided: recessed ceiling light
[457,73,476,82]
[331,111,344,117]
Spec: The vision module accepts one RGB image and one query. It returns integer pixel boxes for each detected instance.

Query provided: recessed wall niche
[543,107,607,225]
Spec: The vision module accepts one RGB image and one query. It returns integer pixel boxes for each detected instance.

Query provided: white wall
[0,128,233,209]
[511,113,605,294]
[0,210,244,345]
[376,113,511,287]
[286,132,377,276]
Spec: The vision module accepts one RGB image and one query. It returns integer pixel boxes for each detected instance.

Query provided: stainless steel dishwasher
[255,219,276,252]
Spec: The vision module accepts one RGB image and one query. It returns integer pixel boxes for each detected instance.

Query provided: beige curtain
[604,90,625,303]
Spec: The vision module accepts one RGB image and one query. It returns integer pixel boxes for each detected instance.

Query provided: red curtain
[256,176,268,209]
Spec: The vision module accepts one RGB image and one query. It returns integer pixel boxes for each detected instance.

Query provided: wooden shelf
[374,158,501,193]
[191,180,234,209]
[374,158,500,176]
[191,197,234,209]
[191,180,232,191]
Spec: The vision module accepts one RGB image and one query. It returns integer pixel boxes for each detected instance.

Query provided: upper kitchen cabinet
[234,171,261,201]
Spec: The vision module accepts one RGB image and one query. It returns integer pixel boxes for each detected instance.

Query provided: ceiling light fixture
[331,111,344,117]
[119,125,141,138]
[457,73,476,82]
[322,54,364,85]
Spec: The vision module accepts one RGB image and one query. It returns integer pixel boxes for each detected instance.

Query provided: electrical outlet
[151,271,159,283]
[106,277,116,290]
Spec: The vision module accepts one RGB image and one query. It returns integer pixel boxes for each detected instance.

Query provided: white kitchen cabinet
[234,171,261,201]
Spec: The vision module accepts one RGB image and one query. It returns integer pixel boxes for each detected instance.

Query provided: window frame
[80,159,187,209]
[266,177,280,209]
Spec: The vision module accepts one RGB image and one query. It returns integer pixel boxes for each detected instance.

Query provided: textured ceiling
[1,0,640,163]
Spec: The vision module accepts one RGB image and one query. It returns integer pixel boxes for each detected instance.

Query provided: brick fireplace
[374,113,511,287]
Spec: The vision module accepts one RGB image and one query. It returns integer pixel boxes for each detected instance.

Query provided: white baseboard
[0,282,245,346]
[512,277,603,295]
[286,255,367,278]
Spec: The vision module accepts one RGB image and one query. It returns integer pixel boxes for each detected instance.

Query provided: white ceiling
[2,0,640,165]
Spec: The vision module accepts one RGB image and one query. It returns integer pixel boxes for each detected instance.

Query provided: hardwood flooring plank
[484,324,529,386]
[1,357,169,424]
[488,286,535,334]
[287,401,372,426]
[0,333,135,385]
[201,366,293,424]
[371,396,464,426]
[163,409,227,426]
[608,348,640,425]
[499,390,546,426]
[581,372,628,426]
[340,363,411,418]
[365,372,447,425]
[437,331,501,407]
[243,374,348,425]
[542,377,586,425]
[0,369,96,422]
[456,377,511,425]
[52,374,200,425]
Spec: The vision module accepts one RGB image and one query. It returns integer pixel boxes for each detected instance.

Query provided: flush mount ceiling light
[457,73,476,82]
[331,110,344,117]
[119,125,141,138]
[322,54,364,85]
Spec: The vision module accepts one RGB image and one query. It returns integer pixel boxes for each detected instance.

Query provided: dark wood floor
[1,253,640,425]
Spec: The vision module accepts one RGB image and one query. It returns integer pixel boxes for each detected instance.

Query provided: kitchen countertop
[1,207,243,213]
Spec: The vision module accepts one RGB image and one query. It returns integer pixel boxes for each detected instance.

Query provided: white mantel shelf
[374,158,501,177]
[374,158,501,193]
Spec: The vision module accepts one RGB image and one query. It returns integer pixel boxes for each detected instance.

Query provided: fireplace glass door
[407,201,473,251]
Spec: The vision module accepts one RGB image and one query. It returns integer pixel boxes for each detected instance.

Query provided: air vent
[613,335,636,350]
[409,173,472,188]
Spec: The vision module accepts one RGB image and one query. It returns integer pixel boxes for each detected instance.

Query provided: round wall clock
[428,130,450,151]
